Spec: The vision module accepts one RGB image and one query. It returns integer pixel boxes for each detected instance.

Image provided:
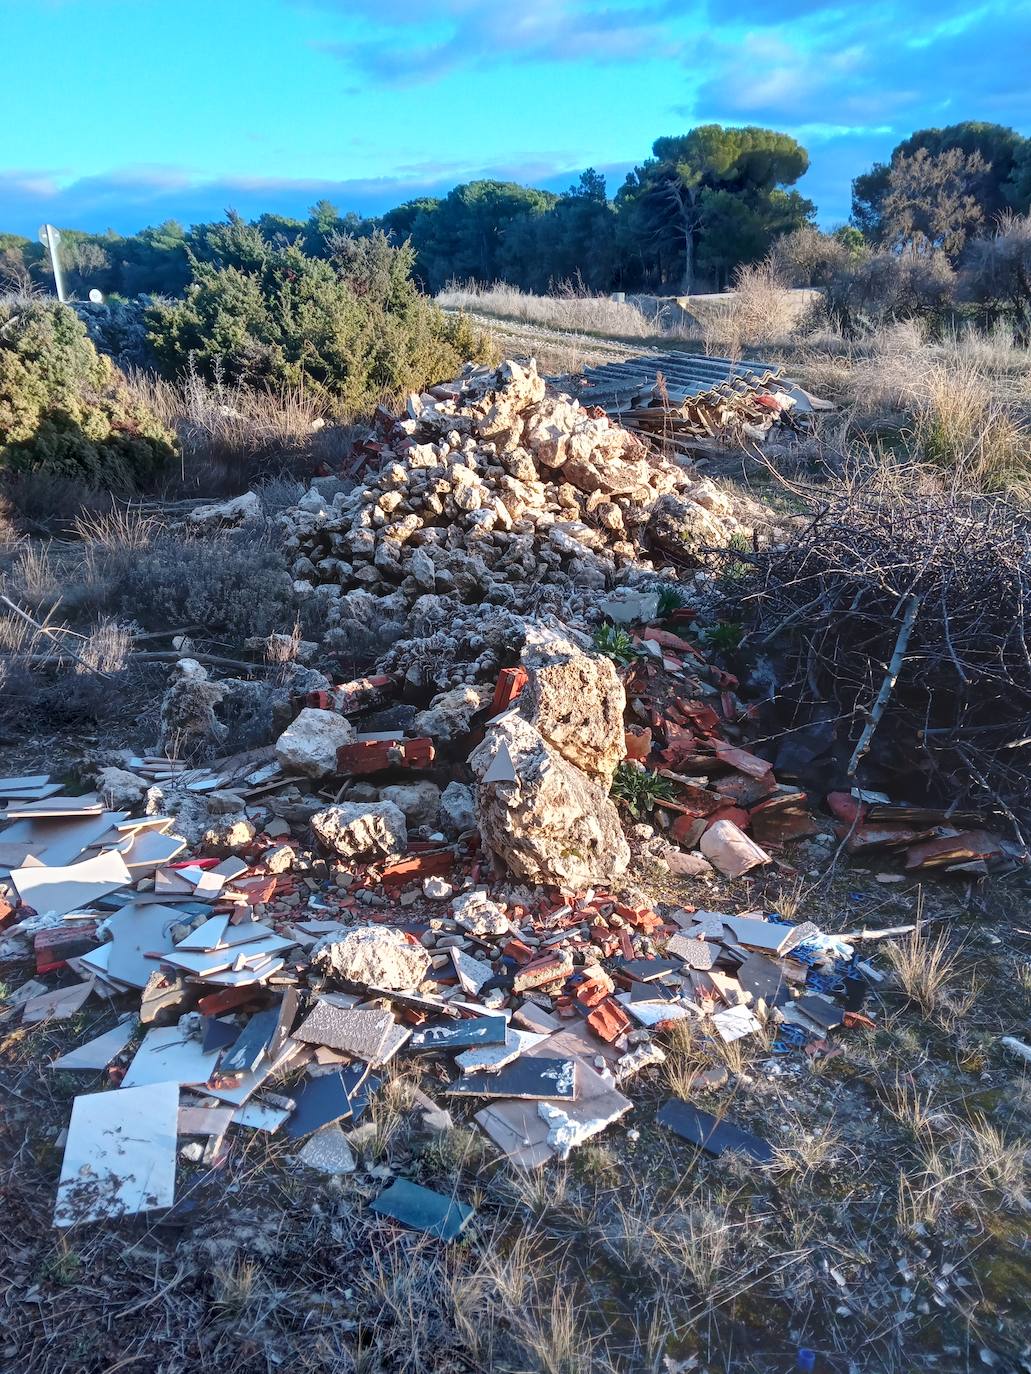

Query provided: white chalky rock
[469,713,629,888]
[310,801,407,859]
[275,708,356,779]
[314,923,431,989]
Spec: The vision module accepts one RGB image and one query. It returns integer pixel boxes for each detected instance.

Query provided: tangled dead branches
[723,462,1031,828]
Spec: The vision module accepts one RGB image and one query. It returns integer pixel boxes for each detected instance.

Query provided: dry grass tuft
[914,358,1030,490]
[885,928,962,1019]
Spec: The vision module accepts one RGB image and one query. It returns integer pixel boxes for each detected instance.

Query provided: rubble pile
[0,761,885,1228]
[0,358,1018,1243]
[280,358,751,689]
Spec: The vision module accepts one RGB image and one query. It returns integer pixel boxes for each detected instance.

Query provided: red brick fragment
[0,894,15,930]
[502,937,534,964]
[34,923,99,973]
[642,626,696,653]
[572,967,615,1008]
[668,815,703,850]
[904,829,1003,871]
[491,666,528,716]
[586,997,632,1043]
[713,741,773,780]
[704,805,751,832]
[826,791,867,825]
[197,985,264,1017]
[380,849,454,882]
[336,737,435,775]
[512,951,573,993]
[624,726,652,762]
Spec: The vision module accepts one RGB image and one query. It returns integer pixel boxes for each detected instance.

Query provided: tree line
[2,120,1030,304]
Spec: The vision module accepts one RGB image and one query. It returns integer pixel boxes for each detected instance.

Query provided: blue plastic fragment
[798,1349,816,1372]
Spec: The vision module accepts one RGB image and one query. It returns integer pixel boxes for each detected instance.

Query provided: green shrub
[0,300,176,488]
[147,217,496,414]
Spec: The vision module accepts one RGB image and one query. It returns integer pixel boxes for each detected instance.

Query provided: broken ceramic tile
[201,1017,240,1053]
[121,1025,220,1089]
[55,1081,178,1227]
[657,1099,773,1163]
[220,1005,281,1075]
[283,1070,353,1139]
[231,1100,291,1132]
[370,1177,474,1241]
[176,915,230,951]
[103,902,182,988]
[794,994,844,1031]
[736,954,792,1007]
[408,1016,508,1052]
[447,1056,576,1101]
[11,850,132,919]
[22,980,94,1024]
[455,1028,547,1074]
[711,1004,762,1042]
[667,933,720,970]
[51,1019,135,1070]
[616,958,679,981]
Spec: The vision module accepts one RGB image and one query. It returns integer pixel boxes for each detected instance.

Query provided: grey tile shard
[370,1177,474,1241]
[121,1025,220,1089]
[293,1002,394,1061]
[51,1020,135,1070]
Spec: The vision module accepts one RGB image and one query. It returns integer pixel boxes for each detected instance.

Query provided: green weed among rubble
[610,762,677,817]
[591,622,645,665]
[655,582,690,619]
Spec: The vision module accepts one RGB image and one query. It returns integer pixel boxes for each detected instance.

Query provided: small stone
[423,876,453,899]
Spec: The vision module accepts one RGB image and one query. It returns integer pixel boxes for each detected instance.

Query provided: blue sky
[1,0,1028,238]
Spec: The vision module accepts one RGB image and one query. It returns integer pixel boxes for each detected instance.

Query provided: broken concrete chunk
[310,802,407,860]
[313,924,430,990]
[298,1123,357,1174]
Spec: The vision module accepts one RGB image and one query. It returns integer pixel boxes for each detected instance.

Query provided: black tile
[657,1099,773,1163]
[408,1017,508,1052]
[202,1017,241,1053]
[447,1056,577,1101]
[284,1071,352,1139]
[220,1006,280,1075]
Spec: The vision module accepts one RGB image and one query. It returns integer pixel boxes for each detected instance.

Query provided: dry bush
[726,459,1031,825]
[125,365,345,496]
[913,358,1030,490]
